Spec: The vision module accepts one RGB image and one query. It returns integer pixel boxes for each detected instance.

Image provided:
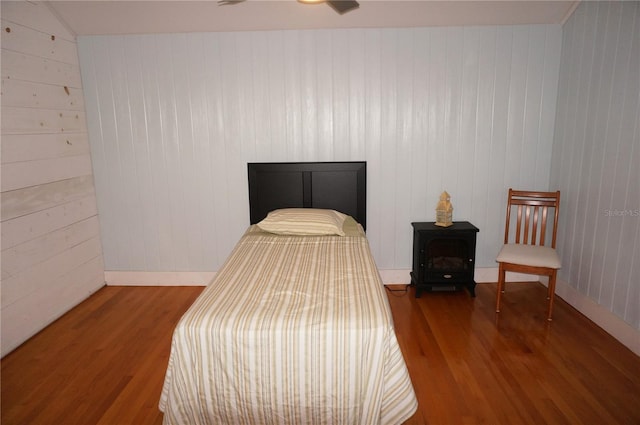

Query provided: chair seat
[497,244,561,269]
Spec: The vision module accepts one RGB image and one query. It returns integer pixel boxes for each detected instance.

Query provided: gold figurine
[435,191,453,227]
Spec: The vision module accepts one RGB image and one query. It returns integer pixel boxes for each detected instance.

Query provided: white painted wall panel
[551,1,639,329]
[78,25,562,275]
[362,29,383,261]
[1,1,104,357]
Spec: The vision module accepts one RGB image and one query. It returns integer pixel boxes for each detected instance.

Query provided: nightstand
[410,221,479,298]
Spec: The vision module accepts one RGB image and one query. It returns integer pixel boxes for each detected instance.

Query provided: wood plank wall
[551,1,640,330]
[1,1,105,356]
[77,25,562,274]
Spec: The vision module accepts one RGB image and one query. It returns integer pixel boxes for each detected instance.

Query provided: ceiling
[46,0,580,36]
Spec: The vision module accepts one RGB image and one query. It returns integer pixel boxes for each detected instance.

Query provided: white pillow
[257,208,347,236]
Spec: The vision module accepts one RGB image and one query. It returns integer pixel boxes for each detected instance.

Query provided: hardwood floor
[2,283,639,424]
[1,286,202,425]
[390,283,640,425]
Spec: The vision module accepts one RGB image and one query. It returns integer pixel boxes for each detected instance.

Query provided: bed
[159,161,417,424]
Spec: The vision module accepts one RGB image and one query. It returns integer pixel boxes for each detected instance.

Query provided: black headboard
[248,161,367,230]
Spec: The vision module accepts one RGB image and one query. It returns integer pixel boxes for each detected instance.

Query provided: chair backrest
[504,189,561,248]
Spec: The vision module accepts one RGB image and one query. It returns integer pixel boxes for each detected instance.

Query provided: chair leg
[496,263,505,313]
[547,270,557,321]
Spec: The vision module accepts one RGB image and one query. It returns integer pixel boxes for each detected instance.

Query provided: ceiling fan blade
[217,0,246,5]
[327,1,359,15]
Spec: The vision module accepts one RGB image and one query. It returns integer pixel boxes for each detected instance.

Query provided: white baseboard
[105,271,215,286]
[104,268,529,287]
[106,270,417,287]
[378,267,537,285]
[555,278,640,357]
[105,269,639,357]
[377,269,412,284]
[474,267,541,283]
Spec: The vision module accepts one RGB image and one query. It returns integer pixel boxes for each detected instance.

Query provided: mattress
[159,219,417,424]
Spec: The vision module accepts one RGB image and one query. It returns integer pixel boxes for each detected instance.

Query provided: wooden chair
[495,189,561,321]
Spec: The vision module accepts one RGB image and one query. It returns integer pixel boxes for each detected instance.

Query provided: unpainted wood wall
[1,1,105,356]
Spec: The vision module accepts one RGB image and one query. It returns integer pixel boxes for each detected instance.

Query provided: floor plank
[1,286,203,425]
[2,283,639,424]
[388,282,640,425]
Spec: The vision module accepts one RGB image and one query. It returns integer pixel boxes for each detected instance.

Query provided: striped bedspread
[159,222,417,424]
